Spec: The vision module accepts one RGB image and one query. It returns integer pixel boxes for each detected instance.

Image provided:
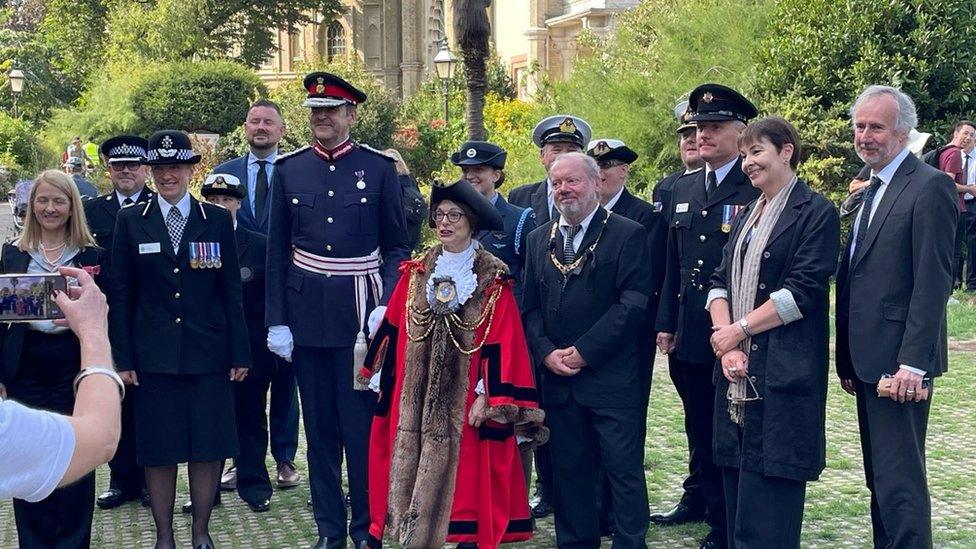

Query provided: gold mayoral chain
[404,267,505,355]
[547,212,611,276]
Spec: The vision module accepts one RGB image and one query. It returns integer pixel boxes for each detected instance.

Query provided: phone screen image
[0,274,67,321]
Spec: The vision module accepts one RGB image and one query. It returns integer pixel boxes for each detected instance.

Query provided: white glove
[267,325,294,362]
[368,370,382,393]
[367,306,387,338]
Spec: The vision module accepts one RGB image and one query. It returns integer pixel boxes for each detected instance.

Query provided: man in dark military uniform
[509,115,593,225]
[265,72,410,549]
[654,84,760,549]
[199,173,277,513]
[649,101,710,528]
[86,134,155,511]
[451,140,536,300]
[507,114,591,519]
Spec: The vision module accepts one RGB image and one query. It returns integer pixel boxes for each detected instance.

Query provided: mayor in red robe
[361,178,545,549]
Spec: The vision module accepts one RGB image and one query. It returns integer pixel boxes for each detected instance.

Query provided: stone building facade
[257,0,638,99]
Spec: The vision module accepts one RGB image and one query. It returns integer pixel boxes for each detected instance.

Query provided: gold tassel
[353,330,369,391]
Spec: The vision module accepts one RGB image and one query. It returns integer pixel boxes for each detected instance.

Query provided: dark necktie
[122,197,133,207]
[963,153,970,185]
[852,176,883,260]
[255,160,269,221]
[706,171,718,198]
[563,224,581,263]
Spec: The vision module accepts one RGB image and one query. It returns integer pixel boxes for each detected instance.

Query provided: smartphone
[0,273,67,322]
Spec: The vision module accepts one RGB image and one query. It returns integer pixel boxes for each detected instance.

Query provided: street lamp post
[433,38,457,124]
[8,68,25,119]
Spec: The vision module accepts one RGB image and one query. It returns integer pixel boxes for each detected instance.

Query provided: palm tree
[452,0,491,140]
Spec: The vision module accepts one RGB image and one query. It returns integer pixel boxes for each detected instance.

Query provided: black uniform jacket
[521,207,651,408]
[236,225,276,376]
[709,180,840,481]
[653,168,701,226]
[0,245,106,382]
[84,187,156,254]
[609,187,668,328]
[110,197,250,375]
[475,193,535,301]
[509,179,553,225]
[836,153,957,382]
[655,161,760,364]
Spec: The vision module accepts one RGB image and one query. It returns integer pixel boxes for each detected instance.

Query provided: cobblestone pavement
[2,345,974,547]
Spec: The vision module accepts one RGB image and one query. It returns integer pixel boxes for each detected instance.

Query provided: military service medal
[355,170,366,190]
[721,205,745,233]
[190,242,200,268]
[213,242,222,269]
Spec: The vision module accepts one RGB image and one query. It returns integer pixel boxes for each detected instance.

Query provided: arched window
[327,21,346,61]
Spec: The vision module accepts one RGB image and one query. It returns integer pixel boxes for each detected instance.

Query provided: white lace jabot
[426,241,479,308]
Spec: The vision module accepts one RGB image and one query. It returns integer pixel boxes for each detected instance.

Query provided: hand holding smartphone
[0,273,68,322]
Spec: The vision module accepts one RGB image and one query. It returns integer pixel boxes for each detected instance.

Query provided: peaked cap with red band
[302,72,368,108]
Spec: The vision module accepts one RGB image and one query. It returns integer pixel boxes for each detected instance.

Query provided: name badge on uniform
[675,202,689,214]
[139,242,161,254]
[189,242,222,268]
[721,204,745,233]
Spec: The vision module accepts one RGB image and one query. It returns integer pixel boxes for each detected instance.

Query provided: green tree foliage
[0,110,43,183]
[131,61,266,135]
[543,0,771,197]
[756,0,976,197]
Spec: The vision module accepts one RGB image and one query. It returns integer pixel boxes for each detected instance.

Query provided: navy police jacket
[476,194,535,301]
[110,197,251,374]
[265,141,410,348]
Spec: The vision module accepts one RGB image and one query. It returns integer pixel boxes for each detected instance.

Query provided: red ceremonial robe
[362,249,541,549]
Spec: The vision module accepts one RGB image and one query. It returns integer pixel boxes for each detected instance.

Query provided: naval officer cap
[450,141,507,169]
[674,100,697,133]
[587,139,639,165]
[144,130,201,165]
[201,173,245,199]
[100,135,149,163]
[429,178,504,233]
[688,83,758,124]
[531,115,592,149]
[302,72,368,108]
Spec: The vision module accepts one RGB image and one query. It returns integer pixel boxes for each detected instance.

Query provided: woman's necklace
[40,241,66,267]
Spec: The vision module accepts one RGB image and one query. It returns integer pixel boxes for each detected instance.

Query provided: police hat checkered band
[147,148,197,161]
[107,143,147,161]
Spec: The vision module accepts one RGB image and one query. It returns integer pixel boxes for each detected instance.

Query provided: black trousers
[964,202,976,290]
[722,467,806,548]
[106,388,144,496]
[13,473,96,549]
[854,379,932,549]
[268,358,300,463]
[548,396,648,549]
[232,368,274,504]
[953,213,968,287]
[669,357,719,521]
[293,345,374,542]
[533,429,554,503]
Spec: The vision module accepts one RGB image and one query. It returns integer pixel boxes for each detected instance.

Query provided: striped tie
[563,224,580,263]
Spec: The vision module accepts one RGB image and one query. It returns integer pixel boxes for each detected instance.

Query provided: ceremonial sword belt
[292,247,383,390]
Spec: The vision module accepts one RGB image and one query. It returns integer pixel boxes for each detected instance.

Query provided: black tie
[852,176,884,260]
[706,171,718,197]
[963,153,970,185]
[255,160,269,221]
[122,197,133,207]
[563,224,581,263]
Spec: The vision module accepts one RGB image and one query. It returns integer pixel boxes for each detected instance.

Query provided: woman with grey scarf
[705,118,840,548]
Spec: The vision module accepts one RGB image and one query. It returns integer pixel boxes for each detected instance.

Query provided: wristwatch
[738,317,753,337]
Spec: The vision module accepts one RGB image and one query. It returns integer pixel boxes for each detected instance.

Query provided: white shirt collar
[604,186,626,211]
[115,190,139,206]
[870,147,911,185]
[157,191,192,220]
[706,156,739,186]
[248,150,278,165]
[488,192,499,205]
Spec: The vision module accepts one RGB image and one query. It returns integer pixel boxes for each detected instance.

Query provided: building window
[327,21,346,61]
[290,30,304,61]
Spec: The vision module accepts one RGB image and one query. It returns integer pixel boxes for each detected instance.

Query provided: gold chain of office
[404,267,505,355]
[547,212,612,275]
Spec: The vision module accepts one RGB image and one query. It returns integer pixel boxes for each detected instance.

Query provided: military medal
[213,242,222,269]
[190,242,200,268]
[203,242,213,268]
[721,205,744,233]
[355,170,366,190]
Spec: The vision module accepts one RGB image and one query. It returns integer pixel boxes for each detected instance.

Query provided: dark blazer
[609,187,668,322]
[655,161,761,364]
[236,225,276,376]
[709,180,840,481]
[0,245,106,382]
[836,153,957,382]
[521,207,651,408]
[509,179,553,225]
[653,168,701,225]
[214,155,272,234]
[476,193,536,300]
[84,187,156,253]
[110,197,250,374]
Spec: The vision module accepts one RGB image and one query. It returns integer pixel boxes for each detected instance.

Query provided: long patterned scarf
[727,175,797,425]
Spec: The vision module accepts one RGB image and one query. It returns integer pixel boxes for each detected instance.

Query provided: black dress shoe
[649,501,705,526]
[531,498,552,519]
[96,488,132,510]
[698,531,725,549]
[312,537,346,549]
[182,497,223,514]
[247,498,271,513]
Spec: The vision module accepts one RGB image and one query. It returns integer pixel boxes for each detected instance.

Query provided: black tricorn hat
[688,83,758,124]
[429,178,503,232]
[144,130,201,165]
[100,135,148,163]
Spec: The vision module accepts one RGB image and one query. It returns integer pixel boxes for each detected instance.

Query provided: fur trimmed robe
[363,246,543,549]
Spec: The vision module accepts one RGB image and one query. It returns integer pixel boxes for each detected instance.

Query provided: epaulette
[275,146,311,165]
[140,200,154,217]
[514,207,535,256]
[359,144,397,162]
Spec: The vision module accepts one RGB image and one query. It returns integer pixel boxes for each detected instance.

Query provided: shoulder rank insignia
[275,145,311,165]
